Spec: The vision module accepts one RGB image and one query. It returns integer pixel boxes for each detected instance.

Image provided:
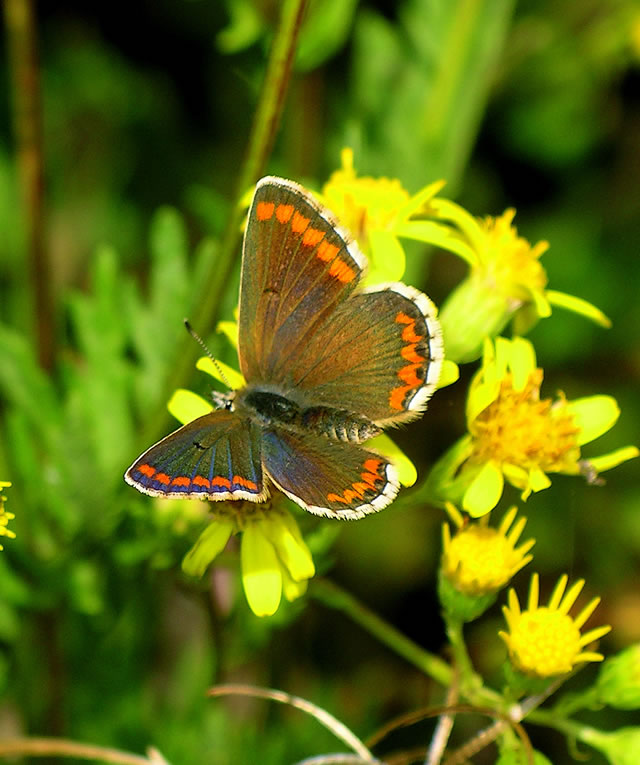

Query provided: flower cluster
[428,336,637,517]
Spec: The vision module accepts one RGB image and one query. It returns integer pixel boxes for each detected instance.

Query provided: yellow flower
[442,505,534,597]
[321,148,447,284]
[0,481,15,550]
[500,573,611,678]
[183,500,315,617]
[428,336,638,517]
[434,203,611,362]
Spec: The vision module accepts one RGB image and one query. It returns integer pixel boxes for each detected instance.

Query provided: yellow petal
[508,337,537,392]
[528,466,552,493]
[168,389,213,424]
[282,568,308,603]
[196,357,245,390]
[262,514,315,581]
[530,288,552,319]
[493,337,513,380]
[182,520,234,577]
[546,289,611,328]
[438,359,459,388]
[216,320,239,349]
[368,434,417,486]
[430,198,485,255]
[241,525,282,617]
[565,395,620,445]
[501,462,530,490]
[587,446,640,473]
[395,221,478,267]
[467,378,500,424]
[395,179,446,220]
[462,460,504,517]
[367,229,406,283]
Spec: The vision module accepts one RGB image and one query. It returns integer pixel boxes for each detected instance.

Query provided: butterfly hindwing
[238,177,366,385]
[125,410,266,501]
[261,427,399,520]
[281,282,443,424]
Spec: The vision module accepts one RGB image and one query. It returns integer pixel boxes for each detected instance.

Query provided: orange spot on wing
[171,476,190,487]
[232,476,258,491]
[302,227,325,246]
[276,204,294,223]
[155,473,170,485]
[329,258,356,283]
[363,458,382,474]
[389,312,427,410]
[316,241,338,261]
[402,343,425,363]
[389,388,407,410]
[211,476,232,490]
[193,476,211,488]
[256,201,274,221]
[291,211,310,233]
[395,312,422,343]
[398,363,423,386]
[326,459,385,506]
[138,464,156,477]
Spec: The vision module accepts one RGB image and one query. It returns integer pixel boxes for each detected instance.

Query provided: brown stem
[3,0,53,369]
[0,737,156,764]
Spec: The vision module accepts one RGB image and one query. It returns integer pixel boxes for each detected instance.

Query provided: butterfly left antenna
[184,319,233,391]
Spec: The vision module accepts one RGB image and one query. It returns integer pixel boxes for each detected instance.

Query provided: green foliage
[0,0,638,762]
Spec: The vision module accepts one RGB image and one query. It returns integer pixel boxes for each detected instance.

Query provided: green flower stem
[3,0,53,370]
[311,578,452,686]
[445,614,488,702]
[145,0,308,446]
[524,707,600,742]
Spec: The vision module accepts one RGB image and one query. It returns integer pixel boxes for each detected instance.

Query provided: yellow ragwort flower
[434,202,611,363]
[500,573,611,678]
[182,499,315,618]
[321,148,447,285]
[0,481,15,550]
[442,505,534,596]
[429,336,638,517]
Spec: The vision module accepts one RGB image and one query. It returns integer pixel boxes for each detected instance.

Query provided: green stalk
[143,0,308,447]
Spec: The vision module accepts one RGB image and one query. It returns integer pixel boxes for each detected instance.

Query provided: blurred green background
[0,1,639,762]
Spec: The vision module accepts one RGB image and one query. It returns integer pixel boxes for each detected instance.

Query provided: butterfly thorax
[233,387,381,444]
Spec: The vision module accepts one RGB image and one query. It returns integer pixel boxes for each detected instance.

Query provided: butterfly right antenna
[183,319,233,393]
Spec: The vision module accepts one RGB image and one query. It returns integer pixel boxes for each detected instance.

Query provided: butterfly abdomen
[238,388,379,443]
[299,406,380,443]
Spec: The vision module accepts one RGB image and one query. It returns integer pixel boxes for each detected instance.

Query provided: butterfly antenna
[183,319,232,391]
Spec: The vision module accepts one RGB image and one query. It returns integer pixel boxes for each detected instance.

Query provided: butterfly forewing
[125,410,266,501]
[238,177,365,385]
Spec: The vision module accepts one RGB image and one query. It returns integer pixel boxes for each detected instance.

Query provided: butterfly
[125,177,443,519]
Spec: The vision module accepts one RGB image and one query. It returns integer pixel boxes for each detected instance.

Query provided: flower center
[470,371,580,471]
[480,211,548,297]
[508,607,582,677]
[445,527,519,594]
